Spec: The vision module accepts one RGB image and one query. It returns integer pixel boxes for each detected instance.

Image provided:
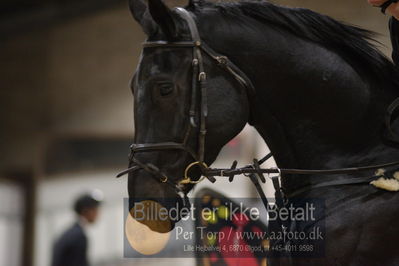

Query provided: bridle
[118,7,399,215]
[117,7,256,195]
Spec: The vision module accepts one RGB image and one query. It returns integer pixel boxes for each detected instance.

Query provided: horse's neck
[209,23,399,194]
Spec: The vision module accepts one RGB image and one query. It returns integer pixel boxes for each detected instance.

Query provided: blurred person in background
[368,0,399,65]
[51,190,103,266]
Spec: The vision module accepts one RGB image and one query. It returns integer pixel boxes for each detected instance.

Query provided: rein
[119,7,399,216]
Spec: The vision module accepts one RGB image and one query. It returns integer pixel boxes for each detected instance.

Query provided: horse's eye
[158,82,174,96]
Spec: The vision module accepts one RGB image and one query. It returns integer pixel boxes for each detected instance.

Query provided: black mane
[190,0,398,86]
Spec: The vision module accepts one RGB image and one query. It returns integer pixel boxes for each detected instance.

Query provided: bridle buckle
[216,56,228,66]
[199,72,206,81]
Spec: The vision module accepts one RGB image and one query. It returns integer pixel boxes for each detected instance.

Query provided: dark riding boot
[390,17,399,66]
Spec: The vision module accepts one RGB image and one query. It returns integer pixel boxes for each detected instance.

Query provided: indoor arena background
[0,0,393,265]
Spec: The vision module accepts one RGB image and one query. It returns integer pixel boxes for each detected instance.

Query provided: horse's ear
[148,0,178,39]
[128,0,157,36]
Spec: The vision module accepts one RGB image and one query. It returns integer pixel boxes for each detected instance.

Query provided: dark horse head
[126,0,250,232]
[126,0,399,249]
